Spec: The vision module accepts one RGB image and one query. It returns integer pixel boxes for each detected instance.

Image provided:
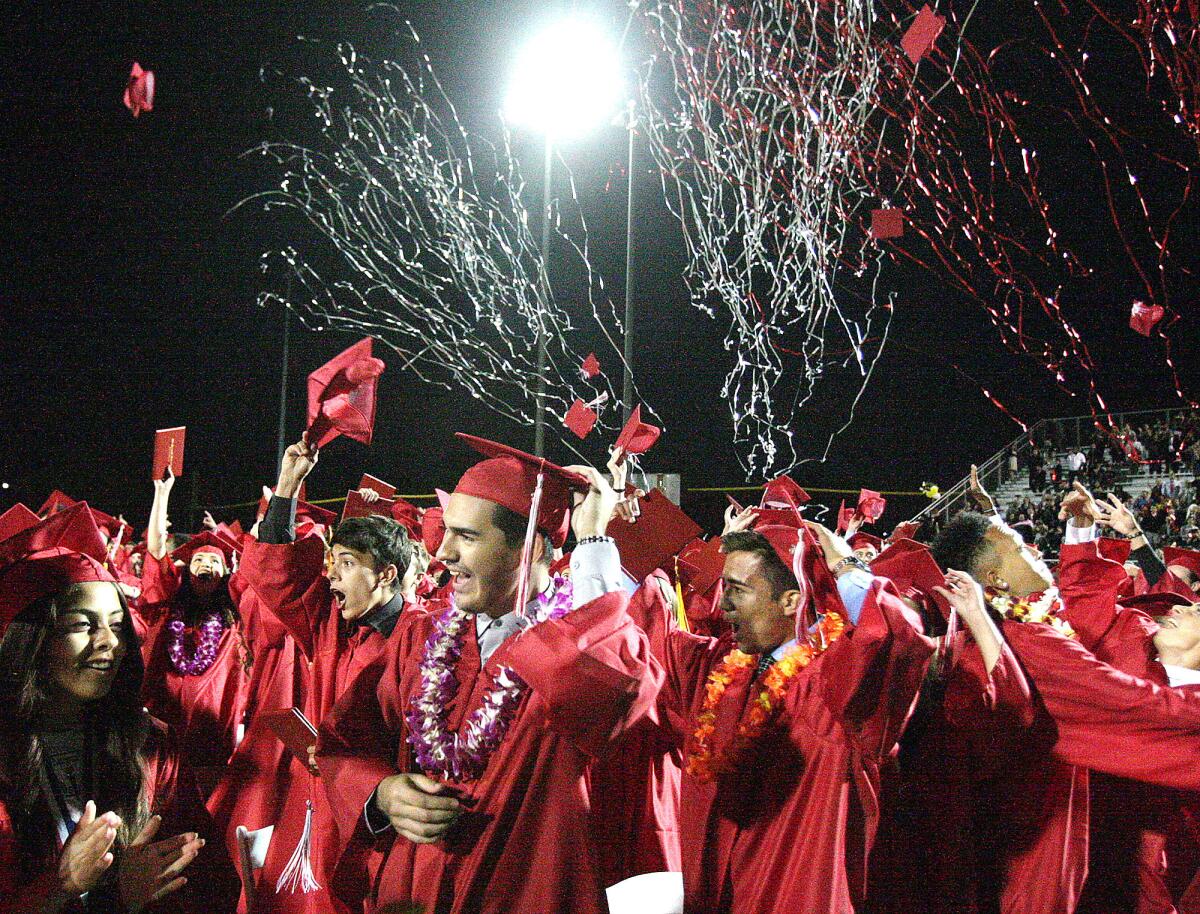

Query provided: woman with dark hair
[0,503,240,912]
[139,473,252,794]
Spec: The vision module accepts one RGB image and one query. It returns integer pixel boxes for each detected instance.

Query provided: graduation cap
[390,499,423,541]
[124,61,155,117]
[1163,547,1200,579]
[88,507,133,545]
[761,475,811,509]
[613,406,660,463]
[849,531,883,555]
[857,489,887,524]
[296,499,338,538]
[889,521,920,543]
[564,399,598,440]
[454,434,590,550]
[0,503,115,630]
[753,524,846,639]
[421,506,446,555]
[1130,300,1165,337]
[870,538,951,619]
[0,504,40,542]
[870,208,905,240]
[170,530,237,568]
[606,489,703,582]
[39,490,78,517]
[901,5,945,64]
[1121,592,1195,620]
[676,537,726,596]
[454,433,592,616]
[581,353,601,379]
[306,338,385,448]
[836,501,855,535]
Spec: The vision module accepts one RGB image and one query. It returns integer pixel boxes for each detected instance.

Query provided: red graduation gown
[207,534,408,914]
[652,578,933,914]
[865,636,1039,914]
[0,718,241,914]
[317,590,663,914]
[138,557,251,781]
[1058,542,1182,914]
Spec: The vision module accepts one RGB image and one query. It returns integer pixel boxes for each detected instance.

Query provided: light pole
[505,15,624,456]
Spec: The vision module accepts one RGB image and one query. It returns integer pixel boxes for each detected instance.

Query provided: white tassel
[275,800,321,895]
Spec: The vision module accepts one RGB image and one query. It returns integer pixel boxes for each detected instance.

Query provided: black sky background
[1,0,1196,535]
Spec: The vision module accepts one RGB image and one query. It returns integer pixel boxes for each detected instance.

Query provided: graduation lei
[686,609,847,783]
[406,576,573,782]
[985,586,1076,639]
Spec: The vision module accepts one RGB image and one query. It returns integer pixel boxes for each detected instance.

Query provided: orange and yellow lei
[686,610,847,782]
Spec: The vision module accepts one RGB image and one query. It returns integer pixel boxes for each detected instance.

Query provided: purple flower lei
[406,607,527,782]
[406,578,576,782]
[166,605,225,676]
[533,575,573,623]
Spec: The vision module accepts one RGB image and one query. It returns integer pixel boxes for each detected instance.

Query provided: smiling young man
[314,434,661,914]
[211,437,414,914]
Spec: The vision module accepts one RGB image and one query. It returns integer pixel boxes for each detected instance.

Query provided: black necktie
[755,653,776,678]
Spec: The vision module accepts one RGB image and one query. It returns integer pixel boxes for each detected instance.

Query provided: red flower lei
[685,610,847,783]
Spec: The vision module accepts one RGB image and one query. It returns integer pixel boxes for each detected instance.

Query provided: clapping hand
[118,815,204,913]
[58,801,121,897]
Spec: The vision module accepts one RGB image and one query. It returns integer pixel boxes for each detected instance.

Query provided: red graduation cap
[171,530,237,568]
[390,499,423,540]
[849,531,883,554]
[836,500,855,535]
[0,504,40,542]
[421,506,445,555]
[754,523,846,639]
[606,489,703,582]
[296,499,338,537]
[1121,592,1194,616]
[306,338,385,448]
[901,5,946,64]
[88,508,133,544]
[38,490,78,517]
[889,521,920,542]
[613,406,660,462]
[857,488,887,524]
[0,503,115,630]
[453,434,590,549]
[152,426,186,480]
[676,537,726,596]
[564,399,598,440]
[870,538,952,619]
[124,61,155,117]
[761,475,811,508]
[1163,546,1200,579]
[581,353,601,379]
[1130,300,1165,337]
[870,208,905,240]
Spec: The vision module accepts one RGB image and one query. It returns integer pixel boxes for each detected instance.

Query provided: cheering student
[210,437,414,914]
[316,435,662,914]
[0,504,239,913]
[138,470,250,795]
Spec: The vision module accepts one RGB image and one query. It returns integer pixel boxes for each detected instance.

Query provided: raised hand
[1058,481,1098,524]
[565,460,622,540]
[376,773,462,844]
[58,801,121,897]
[201,511,217,531]
[722,504,759,536]
[967,464,996,514]
[276,439,319,499]
[152,466,176,496]
[358,487,381,504]
[803,520,854,574]
[1092,493,1142,538]
[118,815,204,913]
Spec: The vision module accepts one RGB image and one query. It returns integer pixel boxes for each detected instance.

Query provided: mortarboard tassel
[275,800,321,895]
[514,470,546,620]
[673,557,690,633]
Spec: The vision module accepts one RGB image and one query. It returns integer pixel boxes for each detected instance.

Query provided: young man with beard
[316,434,662,914]
[211,437,413,913]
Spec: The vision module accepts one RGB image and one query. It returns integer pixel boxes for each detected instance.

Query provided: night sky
[1,0,1195,536]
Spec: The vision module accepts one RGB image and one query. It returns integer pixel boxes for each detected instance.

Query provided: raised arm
[146,468,175,561]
